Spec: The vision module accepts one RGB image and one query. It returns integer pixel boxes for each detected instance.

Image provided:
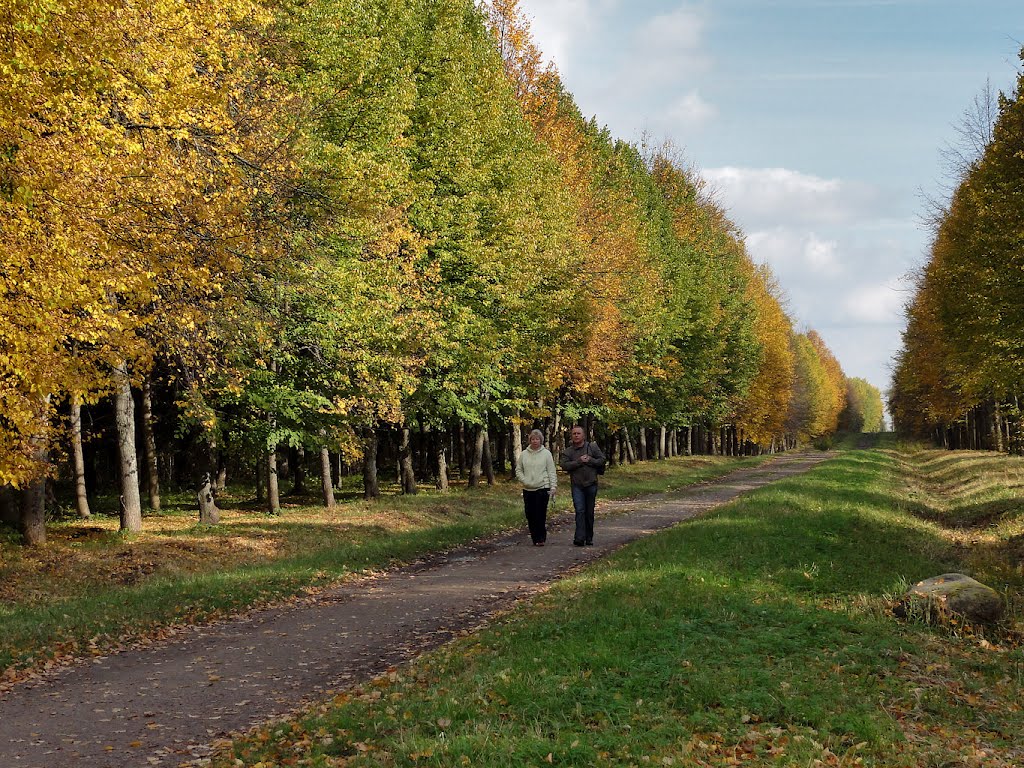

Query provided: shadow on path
[0,453,829,768]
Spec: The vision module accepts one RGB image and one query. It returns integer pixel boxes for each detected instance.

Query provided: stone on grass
[896,573,1004,624]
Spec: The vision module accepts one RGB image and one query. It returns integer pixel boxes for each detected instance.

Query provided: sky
[514,0,1023,402]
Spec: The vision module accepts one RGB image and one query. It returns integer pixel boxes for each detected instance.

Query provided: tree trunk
[399,425,418,494]
[469,426,485,487]
[20,475,47,547]
[550,406,563,455]
[114,363,143,532]
[686,425,693,456]
[638,427,648,461]
[320,444,336,509]
[511,414,523,475]
[362,428,379,500]
[436,436,449,491]
[482,429,496,485]
[994,402,1005,453]
[140,377,161,511]
[197,439,220,525]
[658,425,667,460]
[622,427,636,464]
[266,447,281,515]
[70,395,91,518]
[216,451,227,494]
[19,402,49,546]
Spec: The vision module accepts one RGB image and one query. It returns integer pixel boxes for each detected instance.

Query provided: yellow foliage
[0,0,295,485]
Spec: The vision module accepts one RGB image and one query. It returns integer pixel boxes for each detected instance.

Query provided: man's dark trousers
[571,482,598,544]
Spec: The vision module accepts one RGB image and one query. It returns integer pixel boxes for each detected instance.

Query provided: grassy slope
[0,454,759,677]
[214,439,1024,768]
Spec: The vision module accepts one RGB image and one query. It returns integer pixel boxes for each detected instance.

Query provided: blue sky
[515,0,1023,402]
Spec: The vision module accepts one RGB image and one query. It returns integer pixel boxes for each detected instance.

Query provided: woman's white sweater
[515,446,557,491]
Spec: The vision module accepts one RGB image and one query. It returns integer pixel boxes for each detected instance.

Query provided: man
[559,425,606,546]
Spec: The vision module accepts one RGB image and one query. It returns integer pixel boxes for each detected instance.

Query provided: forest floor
[0,453,828,768]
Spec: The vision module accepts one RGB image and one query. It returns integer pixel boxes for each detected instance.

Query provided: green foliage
[1,0,849,531]
[891,49,1024,447]
[840,377,885,432]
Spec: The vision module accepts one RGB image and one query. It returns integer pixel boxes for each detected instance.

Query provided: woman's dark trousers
[522,489,549,544]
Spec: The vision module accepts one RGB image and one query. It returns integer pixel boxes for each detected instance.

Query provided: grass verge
[213,439,1024,768]
[0,454,760,680]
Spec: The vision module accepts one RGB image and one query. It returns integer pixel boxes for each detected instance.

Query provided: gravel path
[0,452,829,768]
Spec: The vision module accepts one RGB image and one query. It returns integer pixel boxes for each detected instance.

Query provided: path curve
[0,452,829,767]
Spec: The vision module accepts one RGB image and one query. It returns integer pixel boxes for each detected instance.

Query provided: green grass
[214,440,1024,768]
[0,454,760,678]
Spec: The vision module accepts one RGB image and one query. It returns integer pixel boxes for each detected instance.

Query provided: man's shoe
[573,540,585,547]
[585,540,594,546]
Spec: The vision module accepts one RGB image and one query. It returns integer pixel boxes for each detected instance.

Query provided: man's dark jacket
[559,442,606,487]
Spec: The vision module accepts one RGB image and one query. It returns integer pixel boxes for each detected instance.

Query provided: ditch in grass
[0,454,762,678]
[213,441,1024,768]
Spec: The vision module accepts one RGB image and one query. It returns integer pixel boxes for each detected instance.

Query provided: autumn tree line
[890,51,1024,453]
[1,0,881,545]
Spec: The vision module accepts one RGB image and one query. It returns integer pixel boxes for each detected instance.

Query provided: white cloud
[746,227,843,277]
[519,0,615,75]
[636,6,704,51]
[666,90,718,129]
[702,166,884,230]
[840,280,907,324]
[623,6,712,91]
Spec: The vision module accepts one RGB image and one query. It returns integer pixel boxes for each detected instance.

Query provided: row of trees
[1,0,872,545]
[890,50,1024,452]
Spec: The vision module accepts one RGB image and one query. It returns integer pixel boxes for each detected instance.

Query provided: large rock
[896,573,1004,624]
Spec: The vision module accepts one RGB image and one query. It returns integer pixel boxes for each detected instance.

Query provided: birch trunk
[114,363,143,532]
[70,395,91,518]
[511,414,523,475]
[320,444,336,509]
[197,440,220,525]
[266,447,281,515]
[469,426,484,487]
[436,437,449,491]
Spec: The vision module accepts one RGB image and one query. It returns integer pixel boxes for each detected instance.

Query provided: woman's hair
[528,429,545,443]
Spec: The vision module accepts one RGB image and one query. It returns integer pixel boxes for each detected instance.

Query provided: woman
[515,429,557,546]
